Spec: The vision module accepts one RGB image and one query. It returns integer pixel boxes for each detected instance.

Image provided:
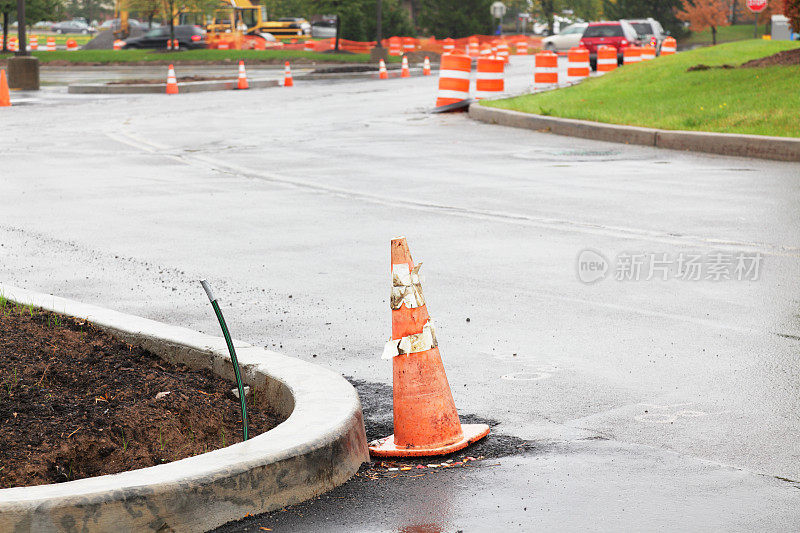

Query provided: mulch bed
[0,300,280,489]
[741,47,800,68]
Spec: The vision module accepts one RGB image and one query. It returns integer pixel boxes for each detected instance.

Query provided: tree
[677,0,730,44]
[415,0,493,37]
[126,0,164,28]
[602,0,687,38]
[362,0,414,39]
[787,0,800,32]
[1,0,12,52]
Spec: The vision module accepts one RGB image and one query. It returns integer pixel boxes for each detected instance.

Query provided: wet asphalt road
[1,56,799,531]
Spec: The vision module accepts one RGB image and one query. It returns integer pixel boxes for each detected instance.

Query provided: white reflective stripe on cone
[438,69,471,80]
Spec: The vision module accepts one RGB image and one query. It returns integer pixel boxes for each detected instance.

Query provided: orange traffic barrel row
[435,53,471,107]
[534,50,558,90]
[475,57,504,99]
[567,47,589,82]
[661,36,677,55]
[623,46,641,65]
[597,45,617,73]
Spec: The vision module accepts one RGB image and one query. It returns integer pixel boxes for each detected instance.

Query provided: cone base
[368,423,489,457]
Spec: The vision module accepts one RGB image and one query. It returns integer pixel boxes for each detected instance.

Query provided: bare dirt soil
[0,301,280,489]
[741,47,800,68]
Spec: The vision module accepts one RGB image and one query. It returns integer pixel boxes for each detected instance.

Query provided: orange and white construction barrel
[623,46,641,65]
[516,40,528,55]
[567,47,590,83]
[597,45,617,73]
[435,53,471,108]
[442,37,455,54]
[534,50,558,90]
[475,57,504,99]
[641,45,655,61]
[661,37,676,55]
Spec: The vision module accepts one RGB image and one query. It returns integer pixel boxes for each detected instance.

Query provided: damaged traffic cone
[0,70,10,107]
[166,64,179,95]
[237,60,249,90]
[423,56,431,76]
[401,55,410,78]
[283,61,293,87]
[370,237,490,457]
[379,59,388,79]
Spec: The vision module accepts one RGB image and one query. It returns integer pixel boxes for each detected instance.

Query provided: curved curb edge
[0,283,369,533]
[468,104,800,162]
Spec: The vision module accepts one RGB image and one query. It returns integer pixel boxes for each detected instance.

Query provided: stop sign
[747,0,767,13]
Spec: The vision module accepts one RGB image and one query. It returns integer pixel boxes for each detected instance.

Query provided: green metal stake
[201,280,248,441]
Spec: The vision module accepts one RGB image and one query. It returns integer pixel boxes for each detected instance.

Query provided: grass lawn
[0,49,396,64]
[680,24,768,46]
[483,40,800,138]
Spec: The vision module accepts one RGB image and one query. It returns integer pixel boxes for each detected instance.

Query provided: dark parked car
[51,20,97,34]
[122,25,206,50]
[627,18,668,53]
[580,20,640,68]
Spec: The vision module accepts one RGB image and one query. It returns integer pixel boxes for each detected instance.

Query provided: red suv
[580,20,640,69]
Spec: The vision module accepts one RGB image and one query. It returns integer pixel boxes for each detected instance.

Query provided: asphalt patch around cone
[210,377,537,533]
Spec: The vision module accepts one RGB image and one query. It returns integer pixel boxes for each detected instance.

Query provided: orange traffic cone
[165,64,178,95]
[370,237,490,457]
[423,56,431,76]
[400,55,410,78]
[283,61,293,87]
[237,60,249,90]
[379,59,388,79]
[0,69,10,107]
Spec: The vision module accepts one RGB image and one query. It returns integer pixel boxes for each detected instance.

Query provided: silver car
[542,23,587,52]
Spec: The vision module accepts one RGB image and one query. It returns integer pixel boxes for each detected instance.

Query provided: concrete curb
[67,68,431,94]
[0,284,369,533]
[68,78,280,94]
[468,104,800,162]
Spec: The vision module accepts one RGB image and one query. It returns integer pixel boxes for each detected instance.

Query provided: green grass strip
[484,40,800,138]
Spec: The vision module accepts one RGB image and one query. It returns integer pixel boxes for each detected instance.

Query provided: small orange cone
[166,64,179,95]
[379,59,388,79]
[283,61,293,87]
[369,237,490,457]
[237,60,249,90]
[401,55,410,78]
[423,56,431,76]
[0,69,11,107]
